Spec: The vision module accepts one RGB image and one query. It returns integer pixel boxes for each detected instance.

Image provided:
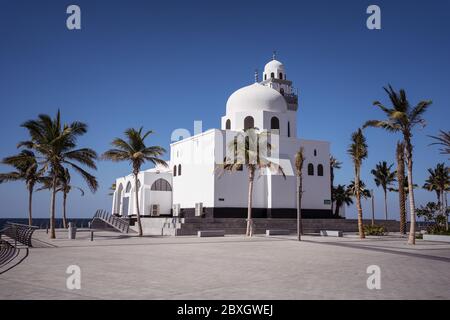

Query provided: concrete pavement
[1,229,449,299]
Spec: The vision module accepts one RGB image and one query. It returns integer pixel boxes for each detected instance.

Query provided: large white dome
[226,83,288,114]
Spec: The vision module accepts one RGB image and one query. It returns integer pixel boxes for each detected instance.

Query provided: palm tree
[371,161,396,220]
[333,185,353,217]
[347,129,368,239]
[423,163,450,230]
[390,176,418,225]
[396,141,407,234]
[364,85,432,245]
[0,150,43,226]
[295,147,305,241]
[429,130,450,157]
[347,179,372,200]
[38,168,86,229]
[102,127,167,236]
[330,155,342,214]
[219,129,285,237]
[19,110,98,238]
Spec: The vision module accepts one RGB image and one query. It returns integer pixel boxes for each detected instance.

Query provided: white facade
[112,57,334,219]
[112,168,173,217]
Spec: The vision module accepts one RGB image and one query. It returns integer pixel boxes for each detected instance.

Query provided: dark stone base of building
[180,207,338,219]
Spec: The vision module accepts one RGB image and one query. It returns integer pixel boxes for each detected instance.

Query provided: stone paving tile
[1,230,449,299]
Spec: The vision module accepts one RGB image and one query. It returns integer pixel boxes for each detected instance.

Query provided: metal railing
[284,93,298,105]
[91,209,130,233]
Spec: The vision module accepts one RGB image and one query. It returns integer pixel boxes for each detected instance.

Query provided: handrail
[91,209,130,233]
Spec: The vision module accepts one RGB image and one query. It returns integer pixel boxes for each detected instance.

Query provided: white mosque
[112,56,336,222]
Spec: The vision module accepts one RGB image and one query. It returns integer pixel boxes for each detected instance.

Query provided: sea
[0,218,92,229]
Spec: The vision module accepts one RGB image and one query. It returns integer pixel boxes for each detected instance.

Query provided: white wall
[111,133,332,216]
[113,170,172,216]
[171,129,217,209]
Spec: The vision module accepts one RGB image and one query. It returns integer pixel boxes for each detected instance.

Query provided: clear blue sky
[0,0,448,220]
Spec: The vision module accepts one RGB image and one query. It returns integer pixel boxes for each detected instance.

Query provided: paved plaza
[1,229,449,299]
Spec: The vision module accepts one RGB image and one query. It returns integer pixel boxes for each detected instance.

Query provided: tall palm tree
[429,130,450,157]
[38,168,85,229]
[364,85,432,245]
[295,147,305,241]
[219,129,285,237]
[0,150,43,226]
[347,129,368,239]
[371,161,396,220]
[423,163,450,230]
[102,127,167,236]
[347,179,372,200]
[19,110,98,238]
[396,141,407,234]
[330,155,342,214]
[389,176,418,225]
[333,184,353,217]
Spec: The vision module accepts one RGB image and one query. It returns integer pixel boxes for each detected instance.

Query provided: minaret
[261,55,298,111]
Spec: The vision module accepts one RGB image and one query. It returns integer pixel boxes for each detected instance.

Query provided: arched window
[279,72,283,79]
[287,121,291,137]
[264,74,267,80]
[271,116,280,130]
[280,88,285,96]
[125,182,132,193]
[308,163,314,176]
[318,164,324,176]
[178,164,182,176]
[314,149,317,156]
[173,165,177,177]
[270,72,274,79]
[114,183,123,214]
[225,119,231,130]
[244,116,254,130]
[151,178,172,191]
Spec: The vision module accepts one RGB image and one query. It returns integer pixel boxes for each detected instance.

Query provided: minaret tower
[260,52,298,112]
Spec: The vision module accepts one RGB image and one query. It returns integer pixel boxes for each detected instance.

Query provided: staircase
[125,217,402,236]
[130,217,184,236]
[91,210,131,233]
[175,218,299,236]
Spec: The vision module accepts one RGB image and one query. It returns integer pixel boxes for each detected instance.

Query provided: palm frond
[65,161,99,193]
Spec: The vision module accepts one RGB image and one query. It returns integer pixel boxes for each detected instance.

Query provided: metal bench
[197,230,225,237]
[0,222,38,247]
[266,229,290,236]
[320,230,343,237]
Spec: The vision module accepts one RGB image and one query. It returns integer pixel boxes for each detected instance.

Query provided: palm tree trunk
[398,174,406,234]
[405,141,416,245]
[335,203,340,216]
[50,176,57,239]
[445,191,448,231]
[355,167,365,239]
[28,188,33,226]
[62,192,68,229]
[297,175,303,241]
[247,168,254,237]
[330,169,334,215]
[371,190,375,227]
[384,188,388,220]
[134,172,143,237]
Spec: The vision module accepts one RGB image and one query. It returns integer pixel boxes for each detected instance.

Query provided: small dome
[264,59,285,74]
[226,83,287,114]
